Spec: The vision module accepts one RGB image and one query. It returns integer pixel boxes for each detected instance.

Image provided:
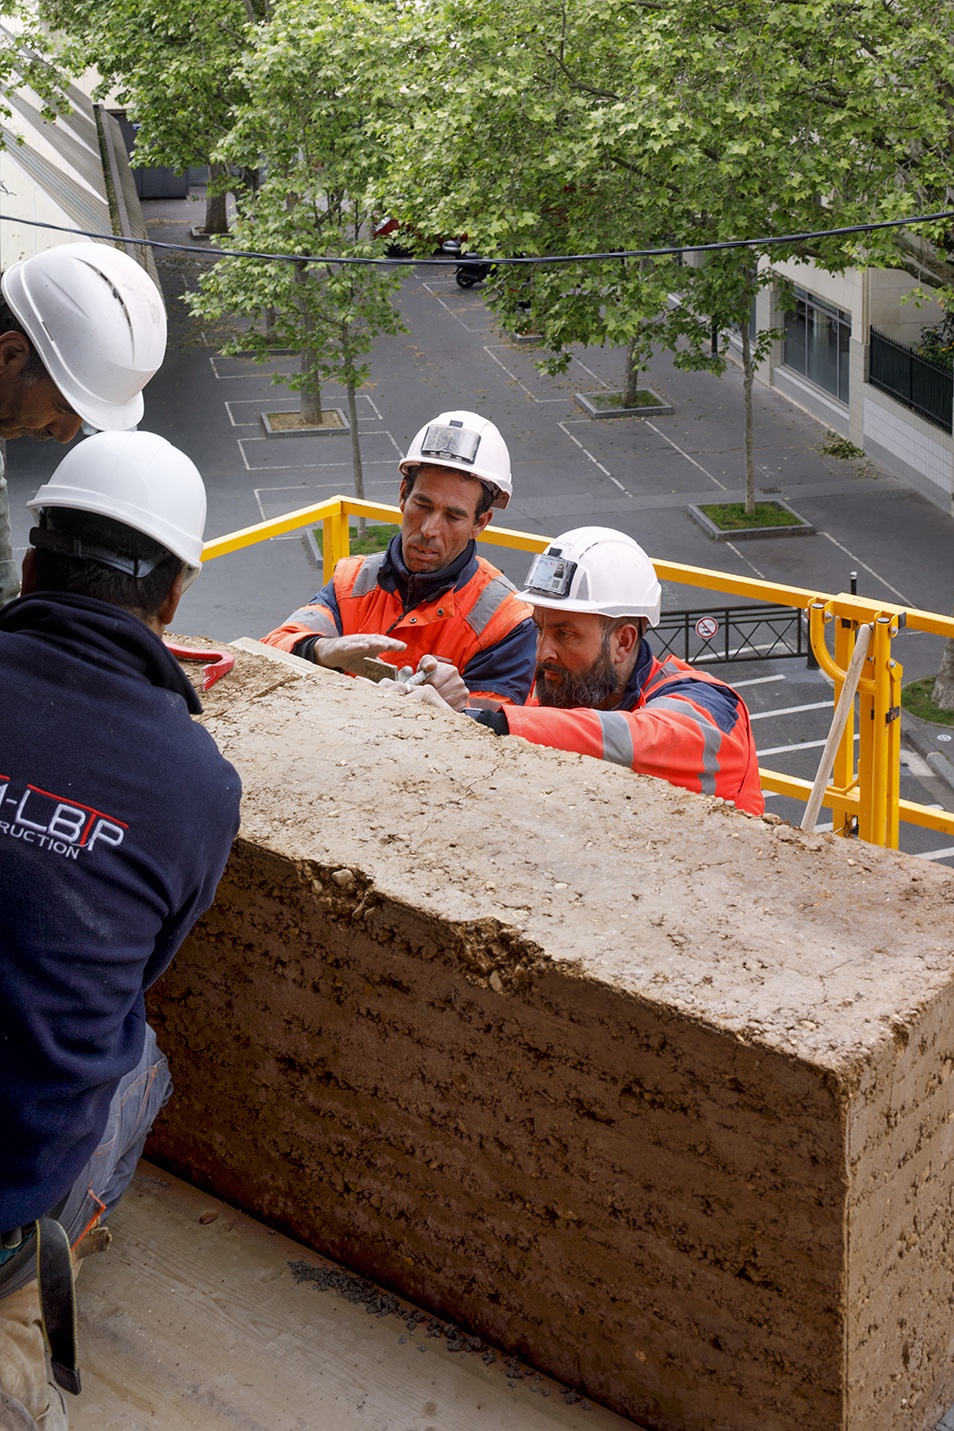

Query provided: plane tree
[38,0,262,233]
[186,0,407,510]
[382,0,953,517]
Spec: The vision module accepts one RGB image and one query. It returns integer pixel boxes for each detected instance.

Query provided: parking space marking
[421,281,496,334]
[239,438,399,471]
[571,357,607,388]
[225,400,382,429]
[558,422,632,497]
[915,846,954,862]
[209,355,297,380]
[724,541,768,580]
[253,478,397,525]
[819,531,912,605]
[643,421,727,491]
[758,733,859,757]
[749,701,831,721]
[730,674,787,688]
[483,347,566,403]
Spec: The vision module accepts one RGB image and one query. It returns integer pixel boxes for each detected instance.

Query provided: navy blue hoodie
[0,592,241,1229]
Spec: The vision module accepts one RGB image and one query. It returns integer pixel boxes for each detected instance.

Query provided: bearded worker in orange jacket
[398,526,764,816]
[262,411,537,708]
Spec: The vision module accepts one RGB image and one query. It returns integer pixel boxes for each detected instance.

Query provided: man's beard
[535,635,622,709]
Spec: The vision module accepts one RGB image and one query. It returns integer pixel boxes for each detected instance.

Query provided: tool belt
[0,1208,80,1396]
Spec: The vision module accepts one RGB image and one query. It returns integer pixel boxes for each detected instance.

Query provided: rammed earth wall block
[148,642,954,1431]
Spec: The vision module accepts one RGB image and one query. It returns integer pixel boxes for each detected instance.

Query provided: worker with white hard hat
[0,432,240,1429]
[263,410,537,706]
[0,242,168,607]
[400,526,764,815]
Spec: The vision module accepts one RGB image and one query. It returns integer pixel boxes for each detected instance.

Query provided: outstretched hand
[311,633,406,676]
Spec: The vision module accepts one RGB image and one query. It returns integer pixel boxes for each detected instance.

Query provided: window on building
[783,288,851,403]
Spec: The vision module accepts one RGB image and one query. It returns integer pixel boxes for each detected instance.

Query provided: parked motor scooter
[441,239,495,289]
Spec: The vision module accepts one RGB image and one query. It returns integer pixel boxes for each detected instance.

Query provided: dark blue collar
[0,591,203,713]
[611,638,654,710]
[378,534,480,613]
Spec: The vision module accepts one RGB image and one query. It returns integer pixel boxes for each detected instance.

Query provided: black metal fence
[869,328,953,433]
[655,604,811,665]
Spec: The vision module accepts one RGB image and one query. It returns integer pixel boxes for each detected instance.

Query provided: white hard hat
[517,526,661,625]
[399,410,512,508]
[28,431,206,574]
[1,243,167,431]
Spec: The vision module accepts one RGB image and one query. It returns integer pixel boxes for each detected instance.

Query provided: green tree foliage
[383,0,954,513]
[0,2,71,132]
[186,0,407,505]
[39,0,261,231]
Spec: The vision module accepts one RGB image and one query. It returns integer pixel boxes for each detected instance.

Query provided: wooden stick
[801,623,872,833]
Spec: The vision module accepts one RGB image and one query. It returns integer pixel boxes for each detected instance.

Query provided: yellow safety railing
[203,496,954,851]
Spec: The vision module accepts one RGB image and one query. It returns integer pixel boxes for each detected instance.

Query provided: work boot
[0,1285,67,1431]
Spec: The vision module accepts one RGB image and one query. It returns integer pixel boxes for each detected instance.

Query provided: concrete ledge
[148,647,954,1431]
[688,500,815,541]
[574,390,673,418]
[261,407,349,437]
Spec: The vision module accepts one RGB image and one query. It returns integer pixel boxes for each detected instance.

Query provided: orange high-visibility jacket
[263,543,536,705]
[502,650,764,815]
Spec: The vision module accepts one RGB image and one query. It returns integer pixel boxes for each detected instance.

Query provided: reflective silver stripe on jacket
[594,712,636,768]
[643,694,722,794]
[288,607,339,637]
[466,574,517,636]
[350,553,387,599]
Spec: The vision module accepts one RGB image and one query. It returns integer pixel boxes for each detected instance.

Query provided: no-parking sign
[695,616,719,641]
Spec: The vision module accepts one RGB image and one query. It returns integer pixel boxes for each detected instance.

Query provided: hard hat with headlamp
[2,243,167,431]
[28,431,206,589]
[516,526,661,626]
[399,410,512,509]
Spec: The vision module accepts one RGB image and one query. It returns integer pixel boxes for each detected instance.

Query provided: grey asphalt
[5,189,954,872]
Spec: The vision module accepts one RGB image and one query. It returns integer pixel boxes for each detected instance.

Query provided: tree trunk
[933,619,954,710]
[621,339,640,408]
[204,163,230,235]
[296,264,322,425]
[346,379,365,535]
[740,318,756,517]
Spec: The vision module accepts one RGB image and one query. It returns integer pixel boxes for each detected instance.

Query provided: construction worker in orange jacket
[397,526,764,816]
[262,411,537,707]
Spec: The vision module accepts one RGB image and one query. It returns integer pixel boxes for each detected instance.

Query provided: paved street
[5,191,954,869]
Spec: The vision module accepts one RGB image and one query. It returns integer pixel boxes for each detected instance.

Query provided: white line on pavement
[729,674,788,688]
[570,357,607,387]
[483,347,566,402]
[748,701,831,720]
[915,846,954,862]
[557,421,632,496]
[759,734,859,757]
[724,541,768,579]
[643,421,728,491]
[818,531,912,605]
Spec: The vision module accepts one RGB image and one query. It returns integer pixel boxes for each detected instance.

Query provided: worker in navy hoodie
[0,431,241,1430]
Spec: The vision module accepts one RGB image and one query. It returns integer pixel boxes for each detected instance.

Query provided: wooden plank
[69,1166,639,1431]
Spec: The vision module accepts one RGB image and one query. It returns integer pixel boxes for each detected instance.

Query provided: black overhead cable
[1,208,953,267]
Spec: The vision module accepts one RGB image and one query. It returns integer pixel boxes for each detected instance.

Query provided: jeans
[0,1026,171,1297]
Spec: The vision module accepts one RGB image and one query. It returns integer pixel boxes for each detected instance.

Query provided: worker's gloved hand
[310,633,406,676]
[412,655,470,711]
[400,684,454,711]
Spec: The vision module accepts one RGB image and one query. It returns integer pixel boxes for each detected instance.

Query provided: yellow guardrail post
[862,613,902,849]
[321,505,351,585]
